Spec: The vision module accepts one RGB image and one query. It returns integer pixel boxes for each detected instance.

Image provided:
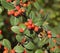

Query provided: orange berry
[31,24,35,29]
[7,11,11,15]
[0,30,2,34]
[15,5,20,10]
[6,0,11,2]
[23,49,27,53]
[18,9,22,14]
[21,8,25,12]
[14,12,19,16]
[10,49,15,53]
[24,22,29,26]
[47,31,51,35]
[3,50,8,53]
[34,26,39,32]
[19,28,24,33]
[56,34,60,38]
[48,35,52,38]
[27,25,32,29]
[23,4,27,7]
[53,39,56,43]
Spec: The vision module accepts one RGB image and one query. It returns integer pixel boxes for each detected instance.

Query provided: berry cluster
[7,0,31,17]
[25,19,39,32]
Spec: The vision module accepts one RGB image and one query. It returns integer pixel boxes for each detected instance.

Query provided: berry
[48,35,52,38]
[0,30,2,34]
[16,6,20,10]
[24,22,29,26]
[34,26,39,32]
[6,0,11,2]
[18,9,22,14]
[8,11,11,15]
[56,34,60,38]
[19,28,24,33]
[47,31,51,35]
[21,8,25,12]
[10,49,15,53]
[10,10,15,15]
[23,4,27,7]
[53,39,56,43]
[14,11,19,17]
[23,49,27,53]
[31,24,35,29]
[27,25,32,29]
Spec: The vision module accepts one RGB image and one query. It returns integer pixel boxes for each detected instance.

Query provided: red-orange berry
[27,25,32,29]
[56,34,60,38]
[23,4,27,7]
[15,6,20,10]
[14,12,19,17]
[0,30,2,34]
[31,24,35,29]
[34,26,39,32]
[7,11,11,15]
[48,35,52,38]
[47,31,51,35]
[19,28,24,33]
[6,0,11,2]
[10,10,15,15]
[23,49,27,53]
[10,49,15,53]
[24,22,29,26]
[18,9,22,14]
[21,8,25,12]
[53,39,56,43]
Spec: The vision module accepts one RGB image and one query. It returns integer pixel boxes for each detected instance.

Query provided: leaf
[33,1,40,10]
[3,39,11,50]
[38,37,48,47]
[0,35,3,40]
[19,23,26,30]
[11,26,20,34]
[1,0,14,10]
[16,0,20,5]
[10,16,19,26]
[14,45,24,53]
[16,35,23,42]
[35,49,43,53]
[24,41,35,50]
[22,0,27,3]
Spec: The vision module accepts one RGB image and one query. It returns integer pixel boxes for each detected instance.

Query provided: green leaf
[38,37,48,47]
[22,0,27,3]
[10,16,19,26]
[1,0,14,10]
[3,39,11,50]
[11,26,20,34]
[16,0,20,5]
[35,49,43,53]
[24,41,35,50]
[16,35,23,42]
[19,23,26,30]
[33,1,40,10]
[14,45,24,53]
[0,35,3,40]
